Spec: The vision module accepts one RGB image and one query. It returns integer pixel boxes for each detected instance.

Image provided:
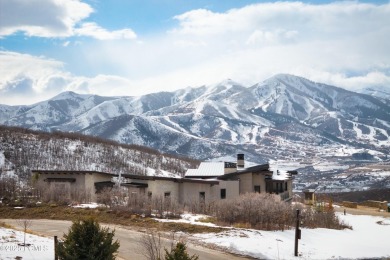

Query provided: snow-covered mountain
[1,74,389,163]
[356,85,390,104]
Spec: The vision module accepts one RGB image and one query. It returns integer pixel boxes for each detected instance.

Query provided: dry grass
[0,205,223,234]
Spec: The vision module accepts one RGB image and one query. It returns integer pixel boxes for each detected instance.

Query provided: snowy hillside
[0,74,389,165]
[0,126,198,181]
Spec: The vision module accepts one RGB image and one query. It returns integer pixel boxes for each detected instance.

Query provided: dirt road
[1,219,250,260]
[334,205,390,217]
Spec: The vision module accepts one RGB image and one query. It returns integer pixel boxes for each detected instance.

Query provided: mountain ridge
[1,74,389,163]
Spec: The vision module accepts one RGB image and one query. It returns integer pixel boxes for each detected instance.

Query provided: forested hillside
[0,125,199,182]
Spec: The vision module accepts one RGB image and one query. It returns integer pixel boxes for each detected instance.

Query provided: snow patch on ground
[0,227,54,260]
[192,213,390,259]
[71,202,104,208]
[154,213,218,227]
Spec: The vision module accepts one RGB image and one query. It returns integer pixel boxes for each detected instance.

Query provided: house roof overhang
[44,178,76,183]
[121,174,219,185]
[32,170,116,177]
[218,164,271,180]
[121,182,149,188]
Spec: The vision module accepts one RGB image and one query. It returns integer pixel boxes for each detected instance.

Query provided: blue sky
[1,0,390,105]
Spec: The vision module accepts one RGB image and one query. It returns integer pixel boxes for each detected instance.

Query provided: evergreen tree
[164,242,199,260]
[57,218,120,260]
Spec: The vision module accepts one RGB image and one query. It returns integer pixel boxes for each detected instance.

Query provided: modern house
[32,154,297,204]
[303,189,316,205]
[121,174,239,205]
[185,154,296,201]
[32,170,115,202]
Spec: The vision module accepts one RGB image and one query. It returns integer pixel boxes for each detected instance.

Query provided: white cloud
[0,51,135,105]
[1,2,390,105]
[75,22,137,40]
[246,29,298,45]
[163,1,390,90]
[0,0,137,40]
[172,1,390,37]
[0,0,92,37]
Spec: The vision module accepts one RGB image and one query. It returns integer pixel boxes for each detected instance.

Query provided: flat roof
[44,178,76,183]
[32,170,116,177]
[122,174,219,184]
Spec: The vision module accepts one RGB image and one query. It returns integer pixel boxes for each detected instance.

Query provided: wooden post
[294,209,300,257]
[54,236,58,260]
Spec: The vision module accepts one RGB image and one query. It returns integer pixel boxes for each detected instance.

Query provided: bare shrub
[299,207,351,230]
[214,193,349,231]
[152,195,182,219]
[138,229,164,260]
[38,184,71,205]
[215,193,292,230]
[127,193,152,216]
[184,198,216,215]
[70,187,91,204]
[0,176,18,202]
[138,229,189,260]
[97,187,113,207]
[16,219,33,247]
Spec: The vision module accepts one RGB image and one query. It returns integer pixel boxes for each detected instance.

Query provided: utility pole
[294,209,301,257]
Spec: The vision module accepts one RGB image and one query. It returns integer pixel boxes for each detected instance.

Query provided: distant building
[32,154,297,204]
[303,189,316,205]
[122,154,297,204]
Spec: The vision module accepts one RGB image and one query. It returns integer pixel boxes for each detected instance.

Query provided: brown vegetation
[212,193,350,231]
[0,204,224,234]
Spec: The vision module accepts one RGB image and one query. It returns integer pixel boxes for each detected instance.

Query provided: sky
[0,0,390,105]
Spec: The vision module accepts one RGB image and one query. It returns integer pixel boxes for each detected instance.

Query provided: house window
[254,185,261,193]
[164,192,171,203]
[199,192,205,203]
[285,182,288,191]
[305,193,312,200]
[220,189,226,199]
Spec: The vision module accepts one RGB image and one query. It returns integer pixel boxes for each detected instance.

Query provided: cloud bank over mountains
[0,1,389,105]
[0,0,136,40]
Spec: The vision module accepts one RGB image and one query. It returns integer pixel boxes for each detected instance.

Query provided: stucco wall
[180,182,215,204]
[36,172,86,192]
[287,179,293,199]
[239,173,253,194]
[213,180,239,200]
[147,179,180,203]
[252,173,267,194]
[36,172,113,202]
[85,173,113,202]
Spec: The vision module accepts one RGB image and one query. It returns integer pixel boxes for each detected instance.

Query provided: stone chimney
[237,154,245,168]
